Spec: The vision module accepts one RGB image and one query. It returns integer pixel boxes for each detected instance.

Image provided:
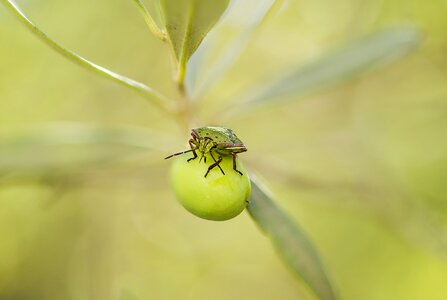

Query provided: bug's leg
[187,150,198,162]
[209,151,225,175]
[199,137,213,163]
[204,155,223,178]
[232,153,243,176]
[187,139,198,162]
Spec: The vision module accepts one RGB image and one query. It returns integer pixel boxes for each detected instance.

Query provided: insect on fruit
[165,126,247,178]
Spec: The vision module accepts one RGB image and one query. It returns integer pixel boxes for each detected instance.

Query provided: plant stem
[176,82,195,132]
[176,60,187,88]
[163,36,194,131]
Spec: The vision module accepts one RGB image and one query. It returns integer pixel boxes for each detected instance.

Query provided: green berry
[170,153,251,221]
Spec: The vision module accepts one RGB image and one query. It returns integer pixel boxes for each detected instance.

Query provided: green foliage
[159,0,230,83]
[131,0,166,40]
[0,0,173,112]
[248,178,336,300]
[1,0,440,299]
[225,28,420,118]
[0,123,165,173]
[186,0,278,98]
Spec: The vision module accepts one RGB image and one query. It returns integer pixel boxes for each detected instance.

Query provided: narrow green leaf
[1,0,173,111]
[247,177,337,300]
[159,0,230,83]
[186,0,279,98]
[225,28,421,118]
[0,123,170,173]
[131,0,166,40]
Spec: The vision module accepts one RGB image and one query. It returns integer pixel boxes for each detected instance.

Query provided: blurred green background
[1,0,447,299]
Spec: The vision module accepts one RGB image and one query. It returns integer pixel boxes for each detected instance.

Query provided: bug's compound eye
[169,153,251,221]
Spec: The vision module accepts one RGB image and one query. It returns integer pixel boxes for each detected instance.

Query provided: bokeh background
[1,0,447,299]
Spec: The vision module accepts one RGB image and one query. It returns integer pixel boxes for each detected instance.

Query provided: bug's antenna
[164,149,193,159]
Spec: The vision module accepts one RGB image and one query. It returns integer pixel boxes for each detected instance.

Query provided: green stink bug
[165,126,247,177]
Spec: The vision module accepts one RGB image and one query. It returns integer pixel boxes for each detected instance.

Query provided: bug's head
[198,137,215,157]
[190,130,214,161]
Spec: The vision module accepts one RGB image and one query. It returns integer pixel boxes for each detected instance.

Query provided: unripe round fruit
[170,153,251,221]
